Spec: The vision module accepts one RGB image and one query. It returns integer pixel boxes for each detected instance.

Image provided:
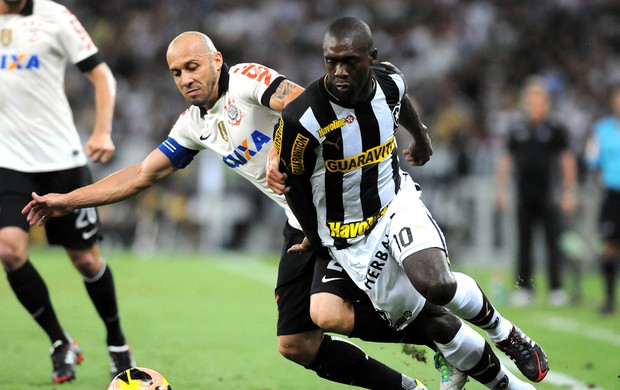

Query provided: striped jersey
[158,63,303,230]
[0,0,101,172]
[275,62,407,249]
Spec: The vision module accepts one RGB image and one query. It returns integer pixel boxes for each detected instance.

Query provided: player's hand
[86,130,116,164]
[266,147,290,195]
[287,236,312,254]
[403,133,433,166]
[21,192,73,226]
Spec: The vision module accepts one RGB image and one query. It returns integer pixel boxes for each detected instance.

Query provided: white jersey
[162,63,302,230]
[0,0,98,172]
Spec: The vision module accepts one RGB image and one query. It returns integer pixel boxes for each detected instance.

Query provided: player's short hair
[324,16,374,54]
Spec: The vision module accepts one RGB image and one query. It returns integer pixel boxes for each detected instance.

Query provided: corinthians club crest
[224,97,242,126]
[1,29,12,47]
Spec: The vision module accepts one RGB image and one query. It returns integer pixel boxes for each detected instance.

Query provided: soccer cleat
[109,344,136,379]
[495,325,548,382]
[434,352,468,390]
[50,340,84,384]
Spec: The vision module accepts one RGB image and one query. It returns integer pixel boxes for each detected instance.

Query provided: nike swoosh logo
[82,228,99,240]
[321,276,343,283]
[200,133,211,140]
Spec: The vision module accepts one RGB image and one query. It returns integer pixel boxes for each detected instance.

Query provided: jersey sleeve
[274,111,322,246]
[158,108,203,168]
[54,4,99,66]
[378,61,408,98]
[158,137,199,169]
[229,63,286,108]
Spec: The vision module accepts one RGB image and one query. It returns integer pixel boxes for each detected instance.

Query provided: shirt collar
[20,0,34,16]
[199,63,230,118]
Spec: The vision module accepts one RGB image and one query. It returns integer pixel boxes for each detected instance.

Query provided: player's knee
[427,312,462,344]
[67,249,101,278]
[310,296,354,334]
[277,333,321,367]
[422,278,458,306]
[310,306,344,332]
[0,243,26,271]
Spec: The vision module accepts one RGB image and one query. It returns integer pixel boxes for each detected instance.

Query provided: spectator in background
[495,75,577,307]
[585,82,620,315]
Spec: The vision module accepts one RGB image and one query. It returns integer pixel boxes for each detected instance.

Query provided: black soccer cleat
[50,340,83,384]
[109,344,137,379]
[495,325,549,382]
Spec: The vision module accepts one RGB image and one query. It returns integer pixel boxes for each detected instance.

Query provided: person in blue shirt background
[586,82,620,315]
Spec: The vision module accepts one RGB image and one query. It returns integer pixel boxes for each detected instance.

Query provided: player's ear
[213,51,224,70]
[369,48,378,65]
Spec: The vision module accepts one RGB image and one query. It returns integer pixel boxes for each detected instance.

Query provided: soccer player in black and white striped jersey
[275,16,548,388]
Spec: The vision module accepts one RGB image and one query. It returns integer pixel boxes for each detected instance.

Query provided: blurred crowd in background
[56,0,619,279]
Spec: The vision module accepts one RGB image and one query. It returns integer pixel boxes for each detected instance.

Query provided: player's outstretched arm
[22,149,177,226]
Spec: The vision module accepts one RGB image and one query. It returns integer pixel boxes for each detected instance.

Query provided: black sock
[307,335,417,389]
[464,342,502,384]
[84,261,125,346]
[467,285,499,330]
[7,260,68,344]
[601,258,617,306]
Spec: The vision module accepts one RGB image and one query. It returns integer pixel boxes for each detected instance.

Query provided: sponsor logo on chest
[222,129,271,168]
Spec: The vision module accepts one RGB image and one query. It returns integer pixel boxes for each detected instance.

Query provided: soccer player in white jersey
[0,0,134,383]
[18,30,521,389]
[274,17,550,388]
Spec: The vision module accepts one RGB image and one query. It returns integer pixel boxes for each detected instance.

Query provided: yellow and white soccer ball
[107,367,171,390]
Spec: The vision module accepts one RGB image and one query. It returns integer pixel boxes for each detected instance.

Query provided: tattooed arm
[268,79,305,112]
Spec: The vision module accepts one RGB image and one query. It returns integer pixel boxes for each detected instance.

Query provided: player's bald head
[167,31,217,59]
[323,17,374,54]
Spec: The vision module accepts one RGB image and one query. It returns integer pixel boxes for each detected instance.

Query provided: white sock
[445,272,512,343]
[435,321,485,371]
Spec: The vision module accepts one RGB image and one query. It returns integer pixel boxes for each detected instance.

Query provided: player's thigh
[310,252,366,334]
[388,188,455,302]
[0,169,35,268]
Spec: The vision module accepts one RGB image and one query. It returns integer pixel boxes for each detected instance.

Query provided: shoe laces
[434,353,452,382]
[501,328,534,360]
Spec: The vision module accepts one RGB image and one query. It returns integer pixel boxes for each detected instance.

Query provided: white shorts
[328,173,448,330]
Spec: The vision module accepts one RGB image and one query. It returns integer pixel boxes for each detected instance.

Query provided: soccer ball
[107,367,171,390]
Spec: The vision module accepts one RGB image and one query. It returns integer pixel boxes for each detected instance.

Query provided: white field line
[544,315,620,347]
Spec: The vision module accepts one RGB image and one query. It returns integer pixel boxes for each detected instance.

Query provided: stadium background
[58,0,620,269]
[9,1,620,388]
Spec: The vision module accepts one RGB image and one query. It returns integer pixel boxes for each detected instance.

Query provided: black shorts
[600,189,620,243]
[0,167,102,249]
[275,222,367,336]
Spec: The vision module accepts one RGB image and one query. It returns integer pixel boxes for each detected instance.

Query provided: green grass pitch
[1,247,618,389]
